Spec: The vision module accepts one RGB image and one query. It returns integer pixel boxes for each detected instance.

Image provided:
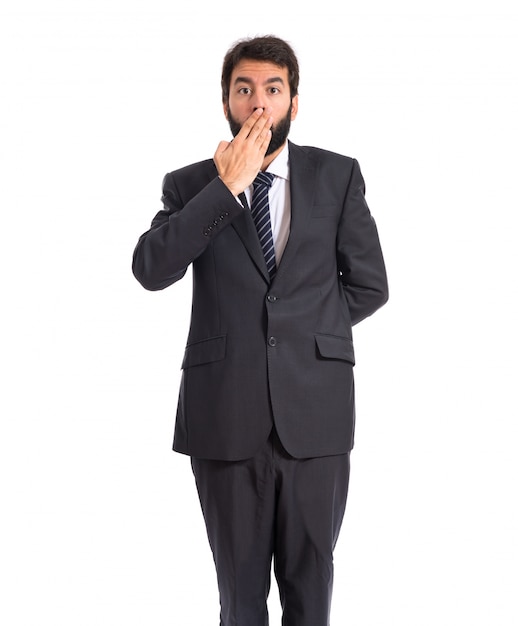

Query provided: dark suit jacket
[132,141,388,461]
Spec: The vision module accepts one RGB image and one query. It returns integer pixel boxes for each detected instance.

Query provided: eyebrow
[233,76,285,86]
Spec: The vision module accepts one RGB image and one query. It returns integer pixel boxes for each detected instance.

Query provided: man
[133,35,388,626]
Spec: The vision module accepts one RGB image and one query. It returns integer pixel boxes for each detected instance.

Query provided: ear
[223,101,229,120]
[290,95,299,121]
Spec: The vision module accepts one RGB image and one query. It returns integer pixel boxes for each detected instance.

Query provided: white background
[1,0,517,624]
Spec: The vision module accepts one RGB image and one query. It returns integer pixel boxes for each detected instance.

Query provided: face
[224,60,298,156]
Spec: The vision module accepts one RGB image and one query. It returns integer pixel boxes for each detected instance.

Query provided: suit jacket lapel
[274,142,317,280]
[231,191,271,283]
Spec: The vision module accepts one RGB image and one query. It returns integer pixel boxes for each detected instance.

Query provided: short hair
[221,35,300,104]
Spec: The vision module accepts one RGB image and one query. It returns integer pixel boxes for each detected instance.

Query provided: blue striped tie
[251,171,277,279]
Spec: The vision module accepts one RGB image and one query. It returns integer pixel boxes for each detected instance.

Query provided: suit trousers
[191,429,350,626]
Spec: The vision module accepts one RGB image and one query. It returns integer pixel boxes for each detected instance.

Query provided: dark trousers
[191,429,350,626]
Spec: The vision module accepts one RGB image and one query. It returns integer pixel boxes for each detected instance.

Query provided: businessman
[133,35,388,626]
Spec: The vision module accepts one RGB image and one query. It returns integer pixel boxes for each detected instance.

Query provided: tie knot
[253,171,274,189]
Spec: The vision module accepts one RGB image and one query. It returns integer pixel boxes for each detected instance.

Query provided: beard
[227,104,292,156]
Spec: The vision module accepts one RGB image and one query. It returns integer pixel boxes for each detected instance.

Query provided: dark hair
[221,35,299,103]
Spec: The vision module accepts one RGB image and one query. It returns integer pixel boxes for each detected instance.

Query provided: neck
[261,141,287,171]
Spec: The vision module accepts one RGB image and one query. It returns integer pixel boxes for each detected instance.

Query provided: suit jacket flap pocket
[315,333,355,365]
[182,335,226,369]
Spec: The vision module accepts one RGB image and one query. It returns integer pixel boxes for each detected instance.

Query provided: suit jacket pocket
[181,335,226,369]
[315,333,355,365]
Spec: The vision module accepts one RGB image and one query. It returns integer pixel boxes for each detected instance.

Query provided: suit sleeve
[132,172,246,291]
[337,159,389,325]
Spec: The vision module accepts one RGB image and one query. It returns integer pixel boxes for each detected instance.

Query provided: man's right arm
[132,108,273,291]
[132,174,245,291]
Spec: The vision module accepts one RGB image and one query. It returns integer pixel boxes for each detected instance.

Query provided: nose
[251,93,267,111]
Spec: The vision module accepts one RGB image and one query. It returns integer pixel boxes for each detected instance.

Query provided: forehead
[231,59,288,83]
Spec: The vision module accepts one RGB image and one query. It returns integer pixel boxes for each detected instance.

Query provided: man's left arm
[337,158,389,325]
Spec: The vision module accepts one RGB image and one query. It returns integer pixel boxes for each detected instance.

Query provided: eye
[238,87,252,95]
[269,87,280,94]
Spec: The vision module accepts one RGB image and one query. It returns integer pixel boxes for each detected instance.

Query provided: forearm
[337,159,389,325]
[343,280,388,326]
[132,175,244,291]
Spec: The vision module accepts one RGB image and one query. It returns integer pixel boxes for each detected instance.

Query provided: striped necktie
[251,171,277,279]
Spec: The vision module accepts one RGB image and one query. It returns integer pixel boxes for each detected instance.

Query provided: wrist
[218,176,244,204]
[218,176,244,197]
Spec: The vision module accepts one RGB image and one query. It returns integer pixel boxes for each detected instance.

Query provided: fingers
[214,108,273,195]
[236,108,273,143]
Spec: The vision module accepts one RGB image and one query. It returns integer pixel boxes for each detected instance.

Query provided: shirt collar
[265,141,290,181]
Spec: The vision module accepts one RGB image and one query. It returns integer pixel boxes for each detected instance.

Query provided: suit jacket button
[268,336,277,347]
[267,294,277,303]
